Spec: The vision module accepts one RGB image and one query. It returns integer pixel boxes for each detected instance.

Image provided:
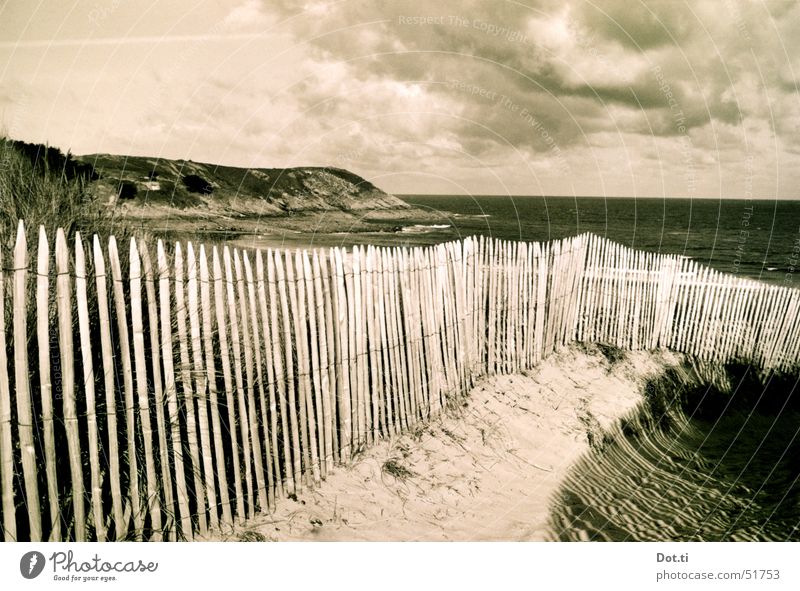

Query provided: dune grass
[0,137,94,245]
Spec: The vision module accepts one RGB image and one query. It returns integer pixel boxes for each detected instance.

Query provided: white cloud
[223,0,272,30]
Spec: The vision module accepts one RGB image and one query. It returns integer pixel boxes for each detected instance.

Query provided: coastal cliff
[77,153,410,215]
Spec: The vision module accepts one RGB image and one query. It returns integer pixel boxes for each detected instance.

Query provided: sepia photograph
[1,0,799,587]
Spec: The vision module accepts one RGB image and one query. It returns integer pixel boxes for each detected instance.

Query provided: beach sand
[204,344,684,542]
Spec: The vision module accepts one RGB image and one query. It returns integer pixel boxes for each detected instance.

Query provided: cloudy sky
[1,0,799,198]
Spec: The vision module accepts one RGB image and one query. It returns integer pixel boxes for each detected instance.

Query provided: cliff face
[76,153,409,215]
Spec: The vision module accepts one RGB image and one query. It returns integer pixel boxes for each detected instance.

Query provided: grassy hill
[77,153,410,215]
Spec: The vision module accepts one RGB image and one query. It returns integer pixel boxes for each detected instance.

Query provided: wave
[399,224,451,234]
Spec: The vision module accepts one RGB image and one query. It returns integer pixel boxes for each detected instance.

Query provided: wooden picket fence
[0,224,798,542]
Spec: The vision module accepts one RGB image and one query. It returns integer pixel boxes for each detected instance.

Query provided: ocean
[398,195,800,285]
[231,195,800,286]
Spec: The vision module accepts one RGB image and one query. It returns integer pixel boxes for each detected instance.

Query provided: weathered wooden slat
[415,248,433,418]
[315,251,335,470]
[374,248,394,436]
[285,251,312,487]
[765,287,796,368]
[750,285,774,364]
[211,246,244,519]
[343,249,360,445]
[331,248,351,459]
[13,222,42,541]
[675,261,697,353]
[568,235,586,348]
[396,248,414,429]
[582,236,599,345]
[425,247,443,413]
[534,242,547,363]
[0,238,16,541]
[718,273,735,359]
[615,244,629,348]
[778,290,800,370]
[56,229,85,541]
[660,256,681,349]
[523,241,535,364]
[692,264,712,356]
[302,251,326,479]
[729,276,751,361]
[139,239,174,540]
[352,247,369,443]
[186,243,218,531]
[156,241,193,540]
[199,246,234,526]
[234,249,268,510]
[74,233,104,541]
[267,250,294,491]
[225,248,256,515]
[40,229,61,541]
[544,240,559,353]
[108,236,142,539]
[275,251,301,490]
[445,242,460,388]
[486,239,497,371]
[94,236,123,539]
[762,286,791,368]
[173,243,207,535]
[696,268,720,359]
[294,250,320,484]
[243,251,275,508]
[610,242,623,348]
[130,239,163,540]
[256,250,283,500]
[364,247,383,434]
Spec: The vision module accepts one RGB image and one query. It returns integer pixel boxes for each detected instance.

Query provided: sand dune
[204,345,683,542]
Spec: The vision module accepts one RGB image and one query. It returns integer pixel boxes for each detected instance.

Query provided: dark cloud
[573,0,694,50]
[260,0,752,157]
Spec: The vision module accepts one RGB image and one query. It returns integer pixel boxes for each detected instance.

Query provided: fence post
[74,233,105,541]
[0,238,15,541]
[243,251,275,507]
[94,236,125,539]
[199,246,234,526]
[13,222,42,541]
[290,250,319,486]
[40,228,61,541]
[186,243,218,531]
[314,250,336,469]
[157,240,193,540]
[267,249,295,491]
[254,251,281,505]
[256,249,286,499]
[274,251,301,491]
[56,228,85,541]
[139,240,175,539]
[108,236,142,539]
[129,239,163,540]
[235,249,269,510]
[173,243,208,535]
[303,251,327,479]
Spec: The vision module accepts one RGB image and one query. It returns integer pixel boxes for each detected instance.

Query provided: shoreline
[202,344,684,542]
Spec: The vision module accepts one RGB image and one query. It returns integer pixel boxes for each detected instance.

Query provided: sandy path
[204,345,683,542]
